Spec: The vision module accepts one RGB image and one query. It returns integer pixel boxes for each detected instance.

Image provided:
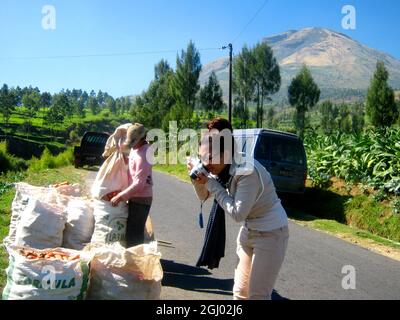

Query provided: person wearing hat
[110,123,153,247]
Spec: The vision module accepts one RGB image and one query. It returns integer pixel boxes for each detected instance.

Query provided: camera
[189,159,209,180]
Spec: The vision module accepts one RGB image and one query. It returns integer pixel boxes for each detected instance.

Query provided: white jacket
[192,158,288,232]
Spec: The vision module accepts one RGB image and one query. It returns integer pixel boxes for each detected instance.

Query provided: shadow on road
[161,259,232,296]
[161,259,290,300]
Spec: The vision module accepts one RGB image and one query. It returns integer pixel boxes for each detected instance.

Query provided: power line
[0,47,222,61]
[231,0,269,44]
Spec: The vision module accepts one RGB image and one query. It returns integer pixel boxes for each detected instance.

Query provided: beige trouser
[233,225,289,300]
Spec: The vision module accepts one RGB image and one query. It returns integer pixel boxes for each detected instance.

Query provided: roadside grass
[287,207,400,251]
[154,164,400,257]
[153,163,190,183]
[0,166,85,292]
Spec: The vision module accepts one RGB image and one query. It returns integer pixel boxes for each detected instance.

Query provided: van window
[234,135,256,155]
[271,137,305,165]
[254,135,269,161]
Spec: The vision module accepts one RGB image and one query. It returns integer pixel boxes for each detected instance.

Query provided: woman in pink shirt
[110,123,153,247]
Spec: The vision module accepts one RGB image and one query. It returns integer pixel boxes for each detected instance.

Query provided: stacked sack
[3,246,91,300]
[90,124,130,247]
[85,242,162,300]
[2,124,161,300]
[3,182,94,300]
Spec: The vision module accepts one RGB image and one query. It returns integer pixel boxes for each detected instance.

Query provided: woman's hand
[195,173,209,185]
[186,157,194,173]
[110,193,122,207]
[187,157,208,184]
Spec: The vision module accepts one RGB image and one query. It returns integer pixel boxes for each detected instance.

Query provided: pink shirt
[119,143,153,200]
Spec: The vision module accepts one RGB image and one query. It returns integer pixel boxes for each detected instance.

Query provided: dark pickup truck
[73,131,110,168]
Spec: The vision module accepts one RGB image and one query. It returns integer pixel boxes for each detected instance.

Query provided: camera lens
[190,171,198,180]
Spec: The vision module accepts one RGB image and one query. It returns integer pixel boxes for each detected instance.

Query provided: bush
[0,141,28,174]
[28,147,74,172]
[304,128,400,191]
[69,130,80,143]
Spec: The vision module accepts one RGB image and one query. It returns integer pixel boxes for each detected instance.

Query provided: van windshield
[271,136,305,165]
[84,134,108,147]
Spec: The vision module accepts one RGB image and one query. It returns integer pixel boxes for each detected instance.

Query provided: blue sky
[0,0,399,97]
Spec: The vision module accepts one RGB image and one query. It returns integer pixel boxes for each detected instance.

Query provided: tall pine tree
[366,61,398,128]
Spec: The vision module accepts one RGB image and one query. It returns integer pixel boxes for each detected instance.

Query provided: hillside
[200,27,400,103]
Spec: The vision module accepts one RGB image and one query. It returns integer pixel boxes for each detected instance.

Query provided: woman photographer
[188,118,289,300]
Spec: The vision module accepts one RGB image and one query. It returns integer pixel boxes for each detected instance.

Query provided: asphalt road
[87,170,400,300]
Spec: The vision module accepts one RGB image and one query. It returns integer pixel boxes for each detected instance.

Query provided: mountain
[199,27,400,103]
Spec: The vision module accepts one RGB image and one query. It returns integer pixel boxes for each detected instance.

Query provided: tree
[61,93,73,117]
[45,94,66,130]
[232,96,249,128]
[337,103,352,134]
[81,91,89,106]
[52,93,70,117]
[199,72,224,117]
[233,45,255,126]
[22,91,41,119]
[351,102,365,134]
[266,106,276,129]
[155,59,171,80]
[252,42,281,127]
[87,96,100,115]
[288,65,320,139]
[170,40,202,127]
[40,92,52,109]
[97,90,105,107]
[0,84,17,128]
[320,101,338,134]
[121,96,131,114]
[13,86,23,106]
[72,97,85,118]
[106,96,117,115]
[22,91,41,137]
[131,60,176,130]
[366,61,398,128]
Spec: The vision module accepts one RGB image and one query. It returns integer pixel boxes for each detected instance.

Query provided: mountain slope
[200,28,400,103]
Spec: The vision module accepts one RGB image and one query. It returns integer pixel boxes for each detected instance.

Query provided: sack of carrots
[2,245,91,300]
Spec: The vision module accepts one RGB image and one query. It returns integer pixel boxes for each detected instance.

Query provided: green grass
[0,166,85,293]
[345,195,400,242]
[153,163,190,183]
[1,107,129,128]
[295,217,400,250]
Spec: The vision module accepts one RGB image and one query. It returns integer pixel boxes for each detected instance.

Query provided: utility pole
[222,43,233,124]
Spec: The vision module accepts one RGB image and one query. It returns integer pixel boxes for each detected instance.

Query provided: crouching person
[110,123,153,247]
